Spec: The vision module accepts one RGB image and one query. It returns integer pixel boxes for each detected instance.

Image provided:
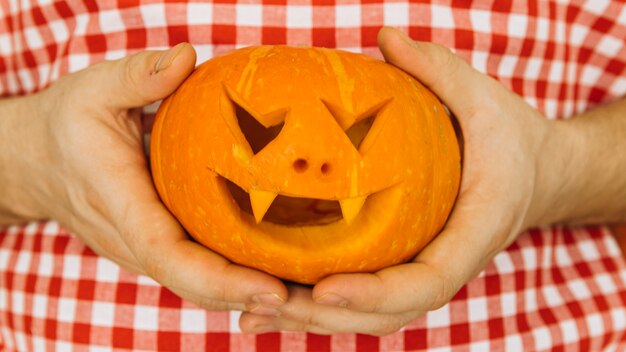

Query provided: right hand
[0,43,287,313]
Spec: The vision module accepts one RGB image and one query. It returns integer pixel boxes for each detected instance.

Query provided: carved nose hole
[320,162,331,175]
[293,159,309,173]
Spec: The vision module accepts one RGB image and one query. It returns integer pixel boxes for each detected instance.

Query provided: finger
[377,27,495,117]
[241,285,419,336]
[107,176,288,308]
[313,189,520,314]
[85,42,197,110]
[87,131,287,309]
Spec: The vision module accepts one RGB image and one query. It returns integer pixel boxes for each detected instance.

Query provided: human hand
[239,27,566,335]
[0,44,287,311]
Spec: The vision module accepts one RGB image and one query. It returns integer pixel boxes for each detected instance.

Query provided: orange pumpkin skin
[150,46,460,284]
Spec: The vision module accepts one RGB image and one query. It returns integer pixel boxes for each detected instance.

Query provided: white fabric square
[581,65,603,86]
[134,305,159,330]
[14,332,27,352]
[524,57,542,80]
[521,247,538,270]
[548,60,564,82]
[38,253,53,276]
[595,273,617,294]
[471,51,488,74]
[55,341,72,351]
[619,5,626,26]
[11,291,24,315]
[524,289,538,311]
[583,0,611,15]
[140,4,167,28]
[554,246,573,266]
[62,255,81,279]
[92,302,115,326]
[468,297,488,322]
[555,20,566,42]
[597,35,623,57]
[32,337,46,352]
[469,341,490,352]
[585,313,604,337]
[104,50,127,60]
[181,309,207,332]
[230,310,242,333]
[42,221,60,236]
[578,239,600,261]
[57,298,76,322]
[33,294,48,318]
[17,68,34,92]
[383,2,409,26]
[99,10,125,33]
[15,251,31,274]
[95,258,120,283]
[535,17,549,41]
[24,27,44,49]
[532,326,552,350]
[507,13,528,38]
[68,54,90,72]
[426,303,450,328]
[542,285,563,306]
[287,6,312,28]
[611,308,626,330]
[610,77,626,96]
[187,3,213,25]
[567,279,591,300]
[336,5,361,27]
[469,9,491,33]
[560,320,577,343]
[501,292,517,316]
[545,99,558,119]
[236,4,263,26]
[497,55,518,78]
[570,24,589,46]
[493,252,515,274]
[504,334,523,351]
[431,5,455,29]
[37,63,50,88]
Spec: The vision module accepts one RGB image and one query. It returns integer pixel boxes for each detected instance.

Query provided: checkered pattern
[1,0,626,350]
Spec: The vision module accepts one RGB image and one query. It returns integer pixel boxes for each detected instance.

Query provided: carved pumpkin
[150,46,460,284]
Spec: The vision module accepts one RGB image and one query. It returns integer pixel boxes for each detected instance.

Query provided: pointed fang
[339,196,367,224]
[249,190,278,223]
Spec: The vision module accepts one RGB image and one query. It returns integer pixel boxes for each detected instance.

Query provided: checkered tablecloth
[1,1,626,351]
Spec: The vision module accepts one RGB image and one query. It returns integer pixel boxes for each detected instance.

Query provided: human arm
[239,27,626,335]
[0,44,287,312]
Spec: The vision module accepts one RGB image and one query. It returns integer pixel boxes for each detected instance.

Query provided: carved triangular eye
[225,86,285,155]
[345,114,375,150]
[233,102,284,154]
[323,99,391,153]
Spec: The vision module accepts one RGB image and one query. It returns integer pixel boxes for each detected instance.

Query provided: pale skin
[1,27,625,335]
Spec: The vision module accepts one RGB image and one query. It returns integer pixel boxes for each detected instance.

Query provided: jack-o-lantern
[150,46,460,284]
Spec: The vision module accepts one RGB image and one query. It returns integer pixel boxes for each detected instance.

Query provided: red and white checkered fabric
[1,0,626,350]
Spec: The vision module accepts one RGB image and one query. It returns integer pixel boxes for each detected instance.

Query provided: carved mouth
[222,178,367,226]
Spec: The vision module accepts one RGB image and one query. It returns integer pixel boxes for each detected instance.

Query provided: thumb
[91,42,197,110]
[377,27,490,115]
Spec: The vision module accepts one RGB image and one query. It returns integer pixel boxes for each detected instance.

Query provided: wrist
[0,94,50,224]
[529,100,626,227]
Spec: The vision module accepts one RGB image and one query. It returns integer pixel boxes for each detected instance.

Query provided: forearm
[533,97,626,226]
[0,96,48,225]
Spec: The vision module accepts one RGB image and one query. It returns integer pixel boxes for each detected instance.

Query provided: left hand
[238,27,568,335]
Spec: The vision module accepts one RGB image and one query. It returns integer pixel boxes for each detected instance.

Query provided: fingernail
[315,293,348,307]
[394,28,418,48]
[246,303,281,317]
[251,324,277,334]
[252,293,285,307]
[154,43,187,73]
